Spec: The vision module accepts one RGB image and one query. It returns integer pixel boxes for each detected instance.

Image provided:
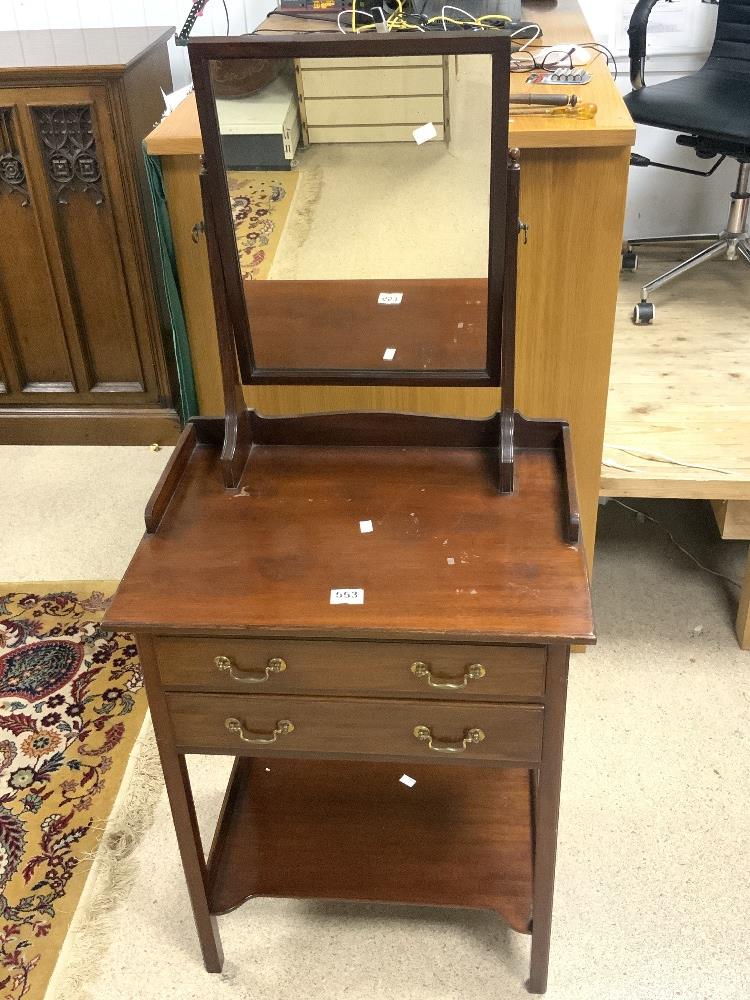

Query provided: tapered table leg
[528,645,569,994]
[138,636,224,971]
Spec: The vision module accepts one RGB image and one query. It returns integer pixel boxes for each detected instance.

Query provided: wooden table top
[145,1,633,156]
[106,442,594,643]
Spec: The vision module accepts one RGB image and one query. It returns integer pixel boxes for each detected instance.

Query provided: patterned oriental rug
[0,584,145,1000]
[227,169,299,281]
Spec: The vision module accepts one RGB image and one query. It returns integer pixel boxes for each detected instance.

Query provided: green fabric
[143,144,199,423]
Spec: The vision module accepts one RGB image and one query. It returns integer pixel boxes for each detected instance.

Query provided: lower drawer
[166,693,544,764]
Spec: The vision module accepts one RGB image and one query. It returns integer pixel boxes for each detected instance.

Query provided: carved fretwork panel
[0,105,77,394]
[29,99,147,391]
[33,105,104,206]
[0,108,30,205]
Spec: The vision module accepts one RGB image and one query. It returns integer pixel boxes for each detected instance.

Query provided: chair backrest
[708,0,750,72]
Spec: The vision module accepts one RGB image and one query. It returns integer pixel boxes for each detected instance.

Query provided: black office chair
[621,0,750,324]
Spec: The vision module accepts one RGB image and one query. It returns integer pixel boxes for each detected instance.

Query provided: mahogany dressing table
[105,32,594,995]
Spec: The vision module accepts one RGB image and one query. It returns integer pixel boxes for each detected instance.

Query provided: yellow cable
[425,15,480,28]
[344,1,513,33]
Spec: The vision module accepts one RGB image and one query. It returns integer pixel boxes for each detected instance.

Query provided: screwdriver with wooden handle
[511,93,578,107]
[510,100,598,120]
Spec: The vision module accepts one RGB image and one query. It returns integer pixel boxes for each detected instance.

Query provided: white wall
[578,0,731,239]
[0,1,278,88]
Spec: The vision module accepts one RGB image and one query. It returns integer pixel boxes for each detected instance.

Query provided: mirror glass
[209,52,493,375]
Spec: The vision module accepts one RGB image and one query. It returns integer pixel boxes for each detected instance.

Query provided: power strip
[526,69,592,86]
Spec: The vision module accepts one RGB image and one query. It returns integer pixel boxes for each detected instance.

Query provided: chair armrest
[628,0,666,90]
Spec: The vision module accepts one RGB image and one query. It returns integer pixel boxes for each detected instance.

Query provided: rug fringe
[268,163,323,279]
[44,715,164,1000]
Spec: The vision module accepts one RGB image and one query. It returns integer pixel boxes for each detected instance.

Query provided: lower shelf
[206,757,534,934]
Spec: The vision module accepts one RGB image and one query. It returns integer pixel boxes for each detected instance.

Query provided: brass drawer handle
[413,725,485,754]
[215,655,287,684]
[410,660,485,690]
[225,717,294,745]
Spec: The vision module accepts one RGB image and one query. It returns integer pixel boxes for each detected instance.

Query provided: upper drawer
[300,66,445,99]
[298,57,444,69]
[154,637,546,701]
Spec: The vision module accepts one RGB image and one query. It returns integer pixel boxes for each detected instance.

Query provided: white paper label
[378,292,403,305]
[399,774,417,788]
[382,347,396,361]
[330,588,364,605]
[413,121,437,145]
[359,520,373,534]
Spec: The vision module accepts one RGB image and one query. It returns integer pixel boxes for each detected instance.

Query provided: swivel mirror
[190,33,511,387]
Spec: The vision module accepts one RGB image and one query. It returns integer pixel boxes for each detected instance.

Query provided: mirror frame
[189,32,511,388]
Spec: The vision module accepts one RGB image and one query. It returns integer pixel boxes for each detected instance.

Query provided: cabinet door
[0,84,163,408]
[0,103,76,399]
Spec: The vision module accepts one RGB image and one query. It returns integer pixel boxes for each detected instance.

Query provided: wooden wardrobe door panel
[0,29,180,444]
[0,105,75,396]
[25,92,148,395]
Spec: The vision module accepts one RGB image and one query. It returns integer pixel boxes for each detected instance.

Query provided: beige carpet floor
[2,447,741,999]
[0,445,172,581]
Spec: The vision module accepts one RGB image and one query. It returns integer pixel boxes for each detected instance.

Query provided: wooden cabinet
[106,419,595,994]
[0,27,181,443]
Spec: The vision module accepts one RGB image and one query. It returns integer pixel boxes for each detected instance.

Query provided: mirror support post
[498,150,521,494]
[200,165,251,488]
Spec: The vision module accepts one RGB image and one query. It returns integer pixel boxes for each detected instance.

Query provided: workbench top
[145,0,634,156]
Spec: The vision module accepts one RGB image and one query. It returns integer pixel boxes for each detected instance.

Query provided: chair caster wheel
[633,301,655,325]
[621,250,639,271]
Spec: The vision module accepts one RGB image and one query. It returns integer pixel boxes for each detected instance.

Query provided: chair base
[623,161,750,324]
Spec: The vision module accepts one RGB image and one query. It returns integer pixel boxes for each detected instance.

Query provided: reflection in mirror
[210,53,493,374]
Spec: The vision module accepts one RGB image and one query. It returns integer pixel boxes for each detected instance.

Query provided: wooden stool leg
[138,636,224,971]
[528,645,569,995]
[737,547,750,650]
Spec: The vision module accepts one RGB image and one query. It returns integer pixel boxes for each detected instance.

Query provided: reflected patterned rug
[0,583,145,1000]
[227,169,299,281]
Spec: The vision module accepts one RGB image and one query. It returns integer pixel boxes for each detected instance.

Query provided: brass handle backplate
[215,655,287,684]
[225,717,294,745]
[413,725,485,754]
[410,660,485,690]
